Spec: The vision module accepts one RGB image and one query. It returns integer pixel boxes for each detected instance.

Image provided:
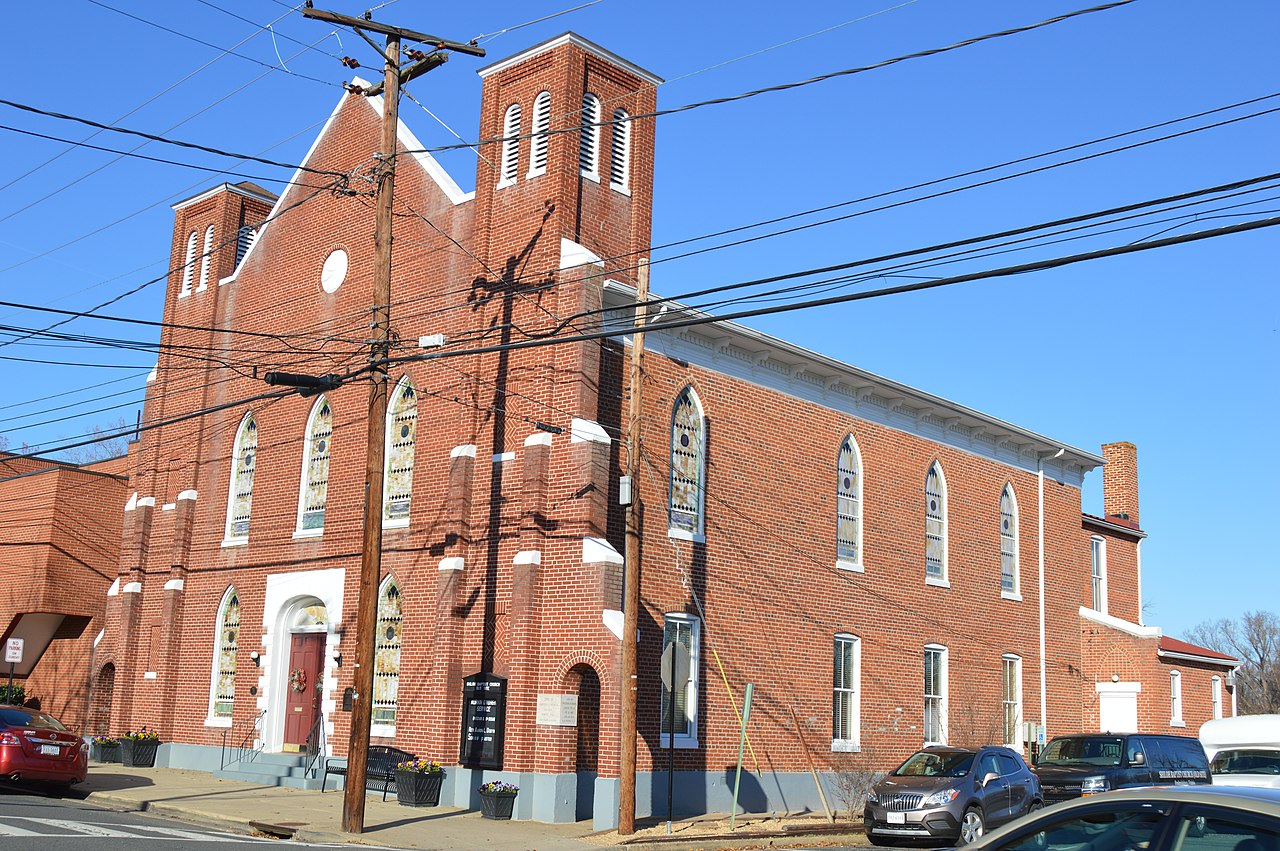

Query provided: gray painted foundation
[156,744,841,831]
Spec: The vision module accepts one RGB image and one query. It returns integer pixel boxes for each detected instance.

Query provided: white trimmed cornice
[477,32,663,86]
[1079,606,1161,638]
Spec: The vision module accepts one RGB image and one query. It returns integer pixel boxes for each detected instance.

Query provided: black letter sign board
[459,672,507,769]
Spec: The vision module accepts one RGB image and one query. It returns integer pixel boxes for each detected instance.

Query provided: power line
[390,214,1280,366]
[399,0,1141,158]
[0,97,345,177]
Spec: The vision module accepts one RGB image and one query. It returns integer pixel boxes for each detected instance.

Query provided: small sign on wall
[536,693,579,727]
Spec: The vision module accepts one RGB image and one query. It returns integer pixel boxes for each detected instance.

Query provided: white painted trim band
[136,497,156,508]
[493,452,515,463]
[1079,606,1162,638]
[513,550,542,565]
[107,578,120,597]
[123,582,143,594]
[451,444,477,459]
[524,432,553,447]
[162,503,176,511]
[582,537,624,565]
[178,490,198,501]
[164,579,185,592]
[124,493,138,512]
[602,609,624,640]
[439,557,465,571]
[570,418,611,444]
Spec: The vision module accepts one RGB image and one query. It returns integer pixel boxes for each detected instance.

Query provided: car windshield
[0,707,68,731]
[894,751,974,777]
[1210,748,1280,776]
[1036,736,1124,767]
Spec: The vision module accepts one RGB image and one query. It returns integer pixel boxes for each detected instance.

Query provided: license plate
[887,812,906,824]
[39,744,60,756]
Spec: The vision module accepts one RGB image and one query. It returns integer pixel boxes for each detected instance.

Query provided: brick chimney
[1102,442,1139,526]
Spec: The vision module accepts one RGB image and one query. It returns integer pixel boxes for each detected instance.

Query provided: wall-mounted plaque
[536,693,579,727]
[459,672,507,769]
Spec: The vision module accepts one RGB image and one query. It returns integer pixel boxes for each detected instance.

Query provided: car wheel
[1027,800,1043,815]
[958,806,986,845]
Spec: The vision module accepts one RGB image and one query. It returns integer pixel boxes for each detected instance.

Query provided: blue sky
[0,1,1275,640]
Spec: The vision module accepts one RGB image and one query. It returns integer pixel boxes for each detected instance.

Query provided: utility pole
[618,262,650,835]
[299,4,483,835]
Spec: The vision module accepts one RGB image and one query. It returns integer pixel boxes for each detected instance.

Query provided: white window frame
[498,102,521,188]
[579,92,601,182]
[668,386,706,541]
[1090,535,1108,614]
[608,108,631,194]
[1170,670,1184,726]
[660,612,700,748]
[1000,484,1021,599]
[925,462,949,586]
[1002,654,1023,748]
[180,229,197,297]
[294,396,332,538]
[833,633,861,752]
[382,376,417,528]
[205,586,239,727]
[836,434,864,571]
[527,91,551,178]
[1211,675,1222,719]
[222,413,257,545]
[924,644,948,745]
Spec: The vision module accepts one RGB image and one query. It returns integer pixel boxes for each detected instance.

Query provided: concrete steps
[216,751,327,791]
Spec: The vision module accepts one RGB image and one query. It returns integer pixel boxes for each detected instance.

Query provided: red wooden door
[283,633,324,748]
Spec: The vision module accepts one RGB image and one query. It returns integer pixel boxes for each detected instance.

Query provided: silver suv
[864,746,1043,846]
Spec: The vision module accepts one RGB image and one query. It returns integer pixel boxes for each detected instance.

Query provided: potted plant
[120,728,160,767]
[393,758,444,807]
[477,780,518,820]
[90,735,120,764]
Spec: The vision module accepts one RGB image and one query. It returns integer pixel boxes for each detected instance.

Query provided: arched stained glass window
[528,91,551,177]
[669,387,705,536]
[925,462,947,580]
[297,397,332,533]
[211,587,240,718]
[197,224,215,291]
[372,578,402,726]
[180,230,197,296]
[579,93,601,179]
[225,414,257,541]
[837,436,862,566]
[1000,484,1019,594]
[609,108,631,191]
[384,378,417,524]
[499,103,521,187]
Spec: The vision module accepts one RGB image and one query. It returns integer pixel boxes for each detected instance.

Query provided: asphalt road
[0,783,401,850]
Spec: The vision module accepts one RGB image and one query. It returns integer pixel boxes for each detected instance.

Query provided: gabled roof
[1159,636,1237,666]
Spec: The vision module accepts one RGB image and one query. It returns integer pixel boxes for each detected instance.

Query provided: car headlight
[865,790,879,804]
[1080,776,1109,795]
[922,789,959,806]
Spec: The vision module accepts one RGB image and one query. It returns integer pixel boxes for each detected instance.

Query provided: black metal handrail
[220,709,267,770]
[302,713,326,778]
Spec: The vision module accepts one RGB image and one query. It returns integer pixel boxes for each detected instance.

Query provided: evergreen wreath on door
[289,668,308,693]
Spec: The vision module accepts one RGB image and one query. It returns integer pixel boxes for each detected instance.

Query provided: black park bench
[322,745,414,801]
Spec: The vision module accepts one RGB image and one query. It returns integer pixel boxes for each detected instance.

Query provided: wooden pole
[342,30,399,836]
[618,263,649,835]
[789,705,834,824]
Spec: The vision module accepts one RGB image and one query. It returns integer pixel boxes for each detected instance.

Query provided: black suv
[1032,733,1211,803]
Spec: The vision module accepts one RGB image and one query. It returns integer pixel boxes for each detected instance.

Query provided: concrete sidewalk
[79,764,599,850]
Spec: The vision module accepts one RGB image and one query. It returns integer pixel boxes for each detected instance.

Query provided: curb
[84,791,258,836]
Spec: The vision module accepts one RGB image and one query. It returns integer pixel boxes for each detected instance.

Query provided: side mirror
[982,771,999,787]
[1130,752,1145,766]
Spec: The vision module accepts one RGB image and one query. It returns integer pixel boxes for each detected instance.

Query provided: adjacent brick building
[0,452,126,729]
[93,33,1234,828]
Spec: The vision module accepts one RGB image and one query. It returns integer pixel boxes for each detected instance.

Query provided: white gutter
[1157,648,1239,667]
[1038,449,1063,732]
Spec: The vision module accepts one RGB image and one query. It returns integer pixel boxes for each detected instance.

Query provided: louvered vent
[235,226,256,265]
[579,93,600,177]
[180,230,197,295]
[529,91,551,176]
[609,109,630,189]
[500,103,521,186]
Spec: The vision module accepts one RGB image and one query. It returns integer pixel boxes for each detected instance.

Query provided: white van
[1199,714,1280,789]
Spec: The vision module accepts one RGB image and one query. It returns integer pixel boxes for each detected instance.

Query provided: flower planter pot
[91,742,121,764]
[394,770,443,807]
[479,789,516,820]
[121,739,159,768]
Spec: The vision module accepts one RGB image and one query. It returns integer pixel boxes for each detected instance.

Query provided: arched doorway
[89,663,115,735]
[571,664,601,822]
[277,598,328,752]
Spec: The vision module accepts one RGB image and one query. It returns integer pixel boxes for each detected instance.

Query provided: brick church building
[89,33,1235,828]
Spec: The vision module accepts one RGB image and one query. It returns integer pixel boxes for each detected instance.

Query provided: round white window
[320,249,348,293]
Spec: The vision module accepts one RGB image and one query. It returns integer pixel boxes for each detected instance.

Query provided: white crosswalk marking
[13,817,139,837]
[3,817,253,841]
[0,822,43,836]
[128,823,257,842]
